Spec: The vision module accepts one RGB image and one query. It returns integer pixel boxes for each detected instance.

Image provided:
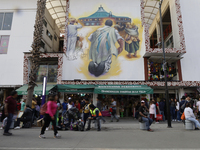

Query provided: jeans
[41,114,58,136]
[87,117,101,130]
[170,107,176,120]
[4,113,13,133]
[177,110,181,121]
[135,112,139,119]
[160,111,165,121]
[111,109,119,121]
[142,117,153,130]
[83,113,89,127]
[186,117,200,128]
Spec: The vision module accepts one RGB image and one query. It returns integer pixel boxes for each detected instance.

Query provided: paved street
[0,118,200,150]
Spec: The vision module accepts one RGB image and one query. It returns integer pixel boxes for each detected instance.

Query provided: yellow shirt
[84,103,91,113]
[32,100,37,109]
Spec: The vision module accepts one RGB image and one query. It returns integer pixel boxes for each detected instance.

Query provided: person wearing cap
[180,96,187,115]
[82,99,91,128]
[86,104,102,131]
[139,100,153,132]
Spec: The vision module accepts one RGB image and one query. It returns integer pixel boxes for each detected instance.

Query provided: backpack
[181,100,186,110]
[40,103,47,115]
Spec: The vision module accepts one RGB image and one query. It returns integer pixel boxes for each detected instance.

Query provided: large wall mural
[62,0,145,81]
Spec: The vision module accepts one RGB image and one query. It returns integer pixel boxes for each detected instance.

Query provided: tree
[26,0,47,106]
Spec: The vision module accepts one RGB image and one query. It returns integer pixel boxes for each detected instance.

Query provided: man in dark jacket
[159,99,166,121]
[15,105,33,129]
[180,96,187,114]
[3,91,17,136]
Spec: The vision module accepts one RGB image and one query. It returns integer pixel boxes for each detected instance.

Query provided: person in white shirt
[184,103,200,130]
[196,98,200,113]
[149,101,156,121]
[175,99,181,122]
[68,100,73,111]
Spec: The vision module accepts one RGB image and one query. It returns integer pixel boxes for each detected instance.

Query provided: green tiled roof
[79,6,130,19]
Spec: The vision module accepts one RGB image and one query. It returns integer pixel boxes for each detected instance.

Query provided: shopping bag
[181,112,185,120]
[156,114,163,121]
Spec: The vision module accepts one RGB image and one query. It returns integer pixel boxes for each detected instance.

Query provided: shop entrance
[97,94,141,117]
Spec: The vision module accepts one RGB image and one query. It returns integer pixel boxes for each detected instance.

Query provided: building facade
[0,0,60,100]
[0,0,200,103]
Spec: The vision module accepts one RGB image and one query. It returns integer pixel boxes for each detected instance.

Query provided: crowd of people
[137,95,200,132]
[1,90,200,137]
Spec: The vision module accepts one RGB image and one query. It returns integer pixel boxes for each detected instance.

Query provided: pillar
[59,92,64,103]
[92,93,98,106]
[178,88,185,101]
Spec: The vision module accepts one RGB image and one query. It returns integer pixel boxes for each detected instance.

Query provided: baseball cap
[141,100,145,103]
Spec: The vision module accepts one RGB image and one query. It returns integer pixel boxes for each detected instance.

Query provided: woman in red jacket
[39,95,61,139]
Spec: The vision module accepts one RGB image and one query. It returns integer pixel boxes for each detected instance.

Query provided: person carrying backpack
[180,96,187,115]
[39,95,61,139]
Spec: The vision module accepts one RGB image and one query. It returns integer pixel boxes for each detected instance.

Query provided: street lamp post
[159,0,172,127]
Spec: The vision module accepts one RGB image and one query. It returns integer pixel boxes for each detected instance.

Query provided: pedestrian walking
[170,98,176,121]
[159,99,165,121]
[111,98,119,122]
[82,99,91,128]
[149,101,156,121]
[39,95,61,139]
[175,99,181,122]
[3,90,17,136]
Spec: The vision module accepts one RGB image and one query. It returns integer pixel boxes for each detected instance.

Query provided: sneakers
[195,128,199,130]
[155,122,159,124]
[39,134,46,139]
[46,127,49,131]
[14,126,21,129]
[147,129,154,132]
[54,133,61,139]
[3,132,12,136]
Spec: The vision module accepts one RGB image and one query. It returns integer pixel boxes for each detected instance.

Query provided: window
[0,35,10,54]
[54,35,57,41]
[43,19,47,27]
[36,63,58,83]
[0,12,13,30]
[46,30,52,40]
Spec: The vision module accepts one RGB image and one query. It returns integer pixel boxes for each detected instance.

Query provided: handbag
[156,114,163,121]
[181,101,186,110]
[40,103,47,115]
[181,112,185,120]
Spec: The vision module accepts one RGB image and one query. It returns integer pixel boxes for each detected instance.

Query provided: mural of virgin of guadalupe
[125,23,140,58]
[88,20,124,77]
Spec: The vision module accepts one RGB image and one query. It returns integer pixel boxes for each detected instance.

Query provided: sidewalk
[0,117,199,150]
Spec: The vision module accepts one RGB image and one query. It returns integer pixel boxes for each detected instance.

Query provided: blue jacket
[159,101,165,111]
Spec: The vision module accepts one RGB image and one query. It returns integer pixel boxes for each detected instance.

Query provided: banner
[62,0,145,80]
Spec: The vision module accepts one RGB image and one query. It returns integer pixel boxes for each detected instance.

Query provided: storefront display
[148,61,177,81]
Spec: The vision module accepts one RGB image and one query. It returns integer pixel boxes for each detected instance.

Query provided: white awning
[46,0,160,32]
[46,0,67,33]
[143,0,159,26]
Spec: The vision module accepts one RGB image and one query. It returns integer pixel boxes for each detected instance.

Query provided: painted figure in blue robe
[88,20,124,77]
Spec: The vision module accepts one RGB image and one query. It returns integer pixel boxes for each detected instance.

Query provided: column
[178,88,185,101]
[92,93,98,106]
